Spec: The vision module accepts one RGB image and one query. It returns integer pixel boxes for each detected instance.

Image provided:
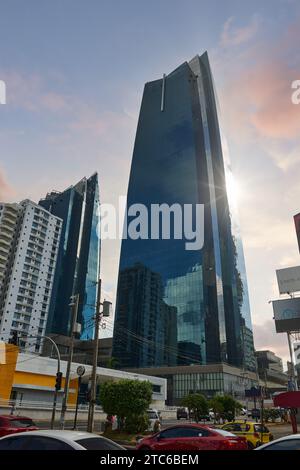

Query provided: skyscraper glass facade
[39,173,100,339]
[113,52,255,372]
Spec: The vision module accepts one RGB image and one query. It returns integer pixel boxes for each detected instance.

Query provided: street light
[73,365,86,430]
[27,334,61,429]
[60,294,80,429]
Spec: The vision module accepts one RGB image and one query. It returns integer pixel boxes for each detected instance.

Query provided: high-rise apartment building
[39,173,100,339]
[0,203,22,292]
[113,52,256,401]
[0,200,62,353]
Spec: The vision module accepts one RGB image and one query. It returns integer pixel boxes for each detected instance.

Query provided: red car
[136,424,247,451]
[0,415,38,437]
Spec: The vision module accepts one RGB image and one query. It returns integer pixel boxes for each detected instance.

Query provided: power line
[111,319,204,364]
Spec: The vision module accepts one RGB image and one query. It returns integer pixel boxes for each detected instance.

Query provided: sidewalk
[267,423,294,439]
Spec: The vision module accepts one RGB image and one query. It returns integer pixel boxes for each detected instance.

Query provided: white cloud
[220,15,260,47]
[0,166,15,201]
[253,320,289,364]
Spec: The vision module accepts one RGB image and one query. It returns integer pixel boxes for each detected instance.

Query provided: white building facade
[0,200,62,353]
[12,352,167,409]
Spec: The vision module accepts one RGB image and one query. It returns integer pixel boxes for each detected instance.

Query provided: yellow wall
[68,378,79,405]
[0,343,19,400]
[0,342,79,405]
[13,371,79,405]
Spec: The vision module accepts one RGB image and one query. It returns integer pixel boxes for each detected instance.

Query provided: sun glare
[226,170,240,207]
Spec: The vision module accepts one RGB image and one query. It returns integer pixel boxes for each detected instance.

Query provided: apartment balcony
[0,253,8,263]
[0,231,13,243]
[3,223,16,233]
[2,213,17,225]
[1,218,15,229]
[0,236,11,248]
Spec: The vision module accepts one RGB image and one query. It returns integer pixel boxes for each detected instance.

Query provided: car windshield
[147,412,158,419]
[10,419,35,428]
[254,424,269,433]
[76,437,124,450]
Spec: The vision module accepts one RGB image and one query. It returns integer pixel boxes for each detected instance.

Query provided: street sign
[245,386,261,397]
[273,297,300,333]
[76,365,86,377]
[276,266,300,294]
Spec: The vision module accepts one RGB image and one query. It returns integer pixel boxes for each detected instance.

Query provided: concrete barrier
[0,405,106,425]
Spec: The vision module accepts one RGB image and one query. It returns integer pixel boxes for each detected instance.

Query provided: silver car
[0,429,125,450]
[255,434,300,450]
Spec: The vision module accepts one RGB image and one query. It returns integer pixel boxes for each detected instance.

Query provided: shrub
[209,395,242,422]
[124,414,149,434]
[181,394,209,423]
[99,379,152,433]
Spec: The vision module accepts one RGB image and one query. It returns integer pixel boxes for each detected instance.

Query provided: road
[161,418,294,440]
[35,417,294,441]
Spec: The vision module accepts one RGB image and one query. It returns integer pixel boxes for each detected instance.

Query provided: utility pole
[287,331,298,391]
[260,385,264,444]
[60,294,79,429]
[87,278,101,433]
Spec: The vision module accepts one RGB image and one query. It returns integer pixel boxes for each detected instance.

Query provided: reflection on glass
[113,52,255,372]
[39,174,101,339]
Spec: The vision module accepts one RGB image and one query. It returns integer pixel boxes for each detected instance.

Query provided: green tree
[181,393,209,423]
[209,397,224,423]
[99,379,152,432]
[209,395,242,422]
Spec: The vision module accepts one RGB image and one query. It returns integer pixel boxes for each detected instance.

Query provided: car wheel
[248,442,255,450]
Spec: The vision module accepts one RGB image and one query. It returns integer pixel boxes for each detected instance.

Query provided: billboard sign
[273,297,300,333]
[276,266,300,294]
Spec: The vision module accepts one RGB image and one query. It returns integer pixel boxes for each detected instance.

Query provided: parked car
[255,434,300,450]
[0,415,38,437]
[136,424,247,451]
[147,409,161,431]
[177,407,189,420]
[188,410,211,422]
[251,408,261,420]
[0,430,125,450]
[198,413,211,422]
[220,421,273,449]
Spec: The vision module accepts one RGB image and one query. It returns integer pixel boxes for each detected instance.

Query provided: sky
[0,0,300,364]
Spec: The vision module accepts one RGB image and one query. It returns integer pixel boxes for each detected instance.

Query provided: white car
[0,430,125,450]
[255,434,300,450]
[240,407,252,417]
[147,409,161,432]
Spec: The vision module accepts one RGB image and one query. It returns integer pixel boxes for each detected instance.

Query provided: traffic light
[9,331,18,346]
[55,372,63,391]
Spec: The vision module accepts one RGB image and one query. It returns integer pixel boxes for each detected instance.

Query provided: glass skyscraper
[39,173,100,339]
[113,52,256,373]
